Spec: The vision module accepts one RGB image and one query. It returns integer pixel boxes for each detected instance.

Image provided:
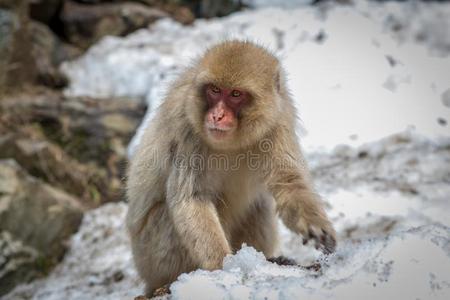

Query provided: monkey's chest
[214,170,262,225]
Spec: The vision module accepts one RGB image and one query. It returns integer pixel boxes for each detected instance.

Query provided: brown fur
[126,40,336,296]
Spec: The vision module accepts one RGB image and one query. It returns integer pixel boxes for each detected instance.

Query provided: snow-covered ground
[6,0,450,299]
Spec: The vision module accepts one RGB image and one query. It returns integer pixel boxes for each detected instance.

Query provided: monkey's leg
[129,202,196,296]
[231,195,279,258]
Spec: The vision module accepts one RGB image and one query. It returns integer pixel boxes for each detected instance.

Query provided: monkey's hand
[276,191,336,255]
[297,212,336,255]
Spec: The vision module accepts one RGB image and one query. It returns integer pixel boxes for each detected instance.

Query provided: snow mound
[171,225,450,300]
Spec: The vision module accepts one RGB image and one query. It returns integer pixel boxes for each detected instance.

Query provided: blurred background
[0,0,449,299]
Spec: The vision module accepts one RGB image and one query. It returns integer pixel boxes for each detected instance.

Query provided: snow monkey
[126,40,336,296]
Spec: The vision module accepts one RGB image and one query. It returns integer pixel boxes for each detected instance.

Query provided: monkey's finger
[320,230,336,255]
[307,227,322,249]
[301,230,314,245]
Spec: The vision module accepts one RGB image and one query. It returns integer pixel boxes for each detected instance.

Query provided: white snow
[5,0,450,299]
[172,226,450,300]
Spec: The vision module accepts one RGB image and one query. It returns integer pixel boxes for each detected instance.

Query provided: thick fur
[126,40,336,295]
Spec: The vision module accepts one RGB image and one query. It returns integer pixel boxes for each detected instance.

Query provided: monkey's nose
[213,111,224,122]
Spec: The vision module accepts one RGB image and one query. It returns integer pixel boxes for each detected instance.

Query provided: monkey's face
[185,41,284,151]
[193,79,280,151]
[203,84,249,143]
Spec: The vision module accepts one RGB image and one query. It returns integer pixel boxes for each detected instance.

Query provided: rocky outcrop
[0,231,40,297]
[30,20,82,88]
[0,0,37,91]
[29,0,63,24]
[0,129,104,207]
[0,88,146,206]
[60,0,167,49]
[0,0,81,92]
[0,82,145,295]
[0,159,84,295]
[0,87,145,294]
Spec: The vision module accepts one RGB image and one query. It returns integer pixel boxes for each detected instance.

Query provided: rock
[0,0,37,91]
[193,0,242,18]
[0,88,146,205]
[160,3,195,25]
[0,159,83,296]
[0,128,104,207]
[30,21,68,89]
[140,0,240,20]
[0,0,81,91]
[0,231,39,296]
[29,0,63,24]
[60,0,167,49]
[30,20,82,88]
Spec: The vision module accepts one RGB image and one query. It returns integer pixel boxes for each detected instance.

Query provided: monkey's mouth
[206,125,234,139]
[209,127,229,132]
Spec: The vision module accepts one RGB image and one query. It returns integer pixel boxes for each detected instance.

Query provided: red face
[204,84,249,140]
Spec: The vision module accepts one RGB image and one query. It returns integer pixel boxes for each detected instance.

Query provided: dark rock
[0,0,37,92]
[0,231,39,296]
[29,0,63,24]
[0,159,83,295]
[142,0,242,19]
[0,0,25,10]
[30,20,82,89]
[0,128,103,207]
[0,0,82,92]
[194,0,242,18]
[60,0,167,49]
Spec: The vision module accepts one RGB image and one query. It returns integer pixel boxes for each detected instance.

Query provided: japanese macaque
[126,40,336,296]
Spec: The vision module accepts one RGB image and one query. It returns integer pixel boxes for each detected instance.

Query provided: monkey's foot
[134,296,150,300]
[152,285,171,298]
[267,255,298,266]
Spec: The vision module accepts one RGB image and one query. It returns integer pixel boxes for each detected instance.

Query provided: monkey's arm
[265,134,336,254]
[126,144,168,236]
[167,169,232,270]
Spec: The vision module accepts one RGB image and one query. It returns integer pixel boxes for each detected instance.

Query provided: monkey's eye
[210,85,220,93]
[231,90,241,97]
